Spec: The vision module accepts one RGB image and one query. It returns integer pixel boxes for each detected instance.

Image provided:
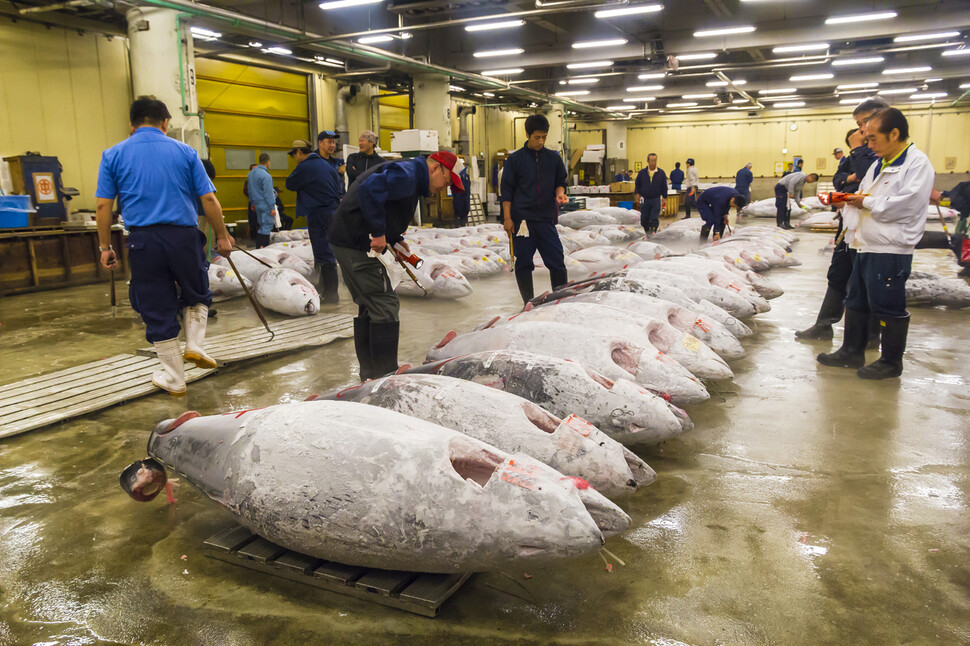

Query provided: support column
[542,102,566,161]
[412,74,452,150]
[126,7,203,155]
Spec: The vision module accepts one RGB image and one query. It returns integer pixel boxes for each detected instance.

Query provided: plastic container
[618,201,634,210]
[0,208,31,228]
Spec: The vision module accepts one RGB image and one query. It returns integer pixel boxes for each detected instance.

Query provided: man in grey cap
[346,130,386,186]
[286,138,343,303]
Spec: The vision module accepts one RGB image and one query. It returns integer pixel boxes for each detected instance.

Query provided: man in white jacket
[817,107,935,379]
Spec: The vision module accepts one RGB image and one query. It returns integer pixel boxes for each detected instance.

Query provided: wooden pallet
[203,524,472,617]
[0,354,215,440]
[136,314,354,366]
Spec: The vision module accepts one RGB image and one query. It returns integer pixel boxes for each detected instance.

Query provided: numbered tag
[500,460,541,490]
[681,334,702,353]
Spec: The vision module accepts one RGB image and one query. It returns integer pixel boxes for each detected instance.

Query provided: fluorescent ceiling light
[595,4,662,18]
[759,87,797,94]
[605,105,630,110]
[824,11,896,25]
[465,20,524,32]
[762,95,800,101]
[772,43,829,54]
[190,27,222,40]
[706,79,747,87]
[622,97,654,102]
[839,99,863,105]
[314,57,343,68]
[449,85,465,92]
[911,92,948,99]
[925,78,942,82]
[727,106,756,110]
[694,25,756,38]
[732,98,749,104]
[961,82,970,89]
[772,101,805,108]
[248,41,262,48]
[264,46,292,55]
[877,87,918,95]
[481,68,524,76]
[832,56,885,66]
[676,52,718,61]
[572,38,628,49]
[637,72,666,80]
[942,49,970,57]
[359,35,394,44]
[666,101,698,107]
[474,48,524,58]
[837,82,879,89]
[482,92,495,97]
[626,85,663,92]
[567,78,600,84]
[790,73,834,81]
[555,90,590,96]
[567,60,613,69]
[320,0,382,8]
[883,66,932,74]
[894,31,960,43]
[683,93,716,99]
[837,89,879,95]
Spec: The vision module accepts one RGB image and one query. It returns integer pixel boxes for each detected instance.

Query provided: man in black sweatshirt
[634,153,667,235]
[501,114,569,304]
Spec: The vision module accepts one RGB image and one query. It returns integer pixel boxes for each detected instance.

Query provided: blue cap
[317,130,339,141]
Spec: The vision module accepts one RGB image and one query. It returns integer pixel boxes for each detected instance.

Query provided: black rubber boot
[867,313,882,350]
[795,287,844,340]
[858,315,909,380]
[320,262,340,304]
[782,211,794,230]
[515,271,535,304]
[817,308,868,368]
[369,320,400,378]
[354,316,374,381]
[549,269,569,292]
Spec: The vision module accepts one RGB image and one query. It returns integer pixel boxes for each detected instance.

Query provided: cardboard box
[610,181,635,193]
[390,129,439,153]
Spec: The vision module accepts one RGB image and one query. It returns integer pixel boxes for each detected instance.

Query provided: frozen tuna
[906,271,970,309]
[253,267,320,316]
[207,264,251,302]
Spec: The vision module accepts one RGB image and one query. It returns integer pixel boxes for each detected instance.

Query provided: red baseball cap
[428,151,466,192]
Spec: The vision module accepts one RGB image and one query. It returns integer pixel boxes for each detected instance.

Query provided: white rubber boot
[183,304,217,369]
[152,338,187,396]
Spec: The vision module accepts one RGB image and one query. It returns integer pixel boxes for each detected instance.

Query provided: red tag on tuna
[500,461,541,490]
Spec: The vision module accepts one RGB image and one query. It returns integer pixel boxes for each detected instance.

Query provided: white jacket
[842,144,934,255]
[685,166,699,189]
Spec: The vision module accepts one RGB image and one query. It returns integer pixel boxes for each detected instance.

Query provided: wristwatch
[99,245,113,252]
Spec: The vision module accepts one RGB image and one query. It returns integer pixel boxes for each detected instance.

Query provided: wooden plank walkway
[135,314,353,366]
[0,313,353,440]
[203,523,472,618]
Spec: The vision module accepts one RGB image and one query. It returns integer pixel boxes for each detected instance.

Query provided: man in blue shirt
[247,153,277,248]
[669,162,684,191]
[453,167,471,227]
[330,151,464,380]
[634,153,667,235]
[501,114,569,304]
[317,130,346,198]
[735,163,753,205]
[286,138,342,303]
[95,96,234,396]
[697,186,746,243]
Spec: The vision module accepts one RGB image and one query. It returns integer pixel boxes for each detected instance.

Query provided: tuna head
[428,264,473,299]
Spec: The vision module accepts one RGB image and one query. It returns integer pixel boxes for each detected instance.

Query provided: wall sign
[33,173,57,203]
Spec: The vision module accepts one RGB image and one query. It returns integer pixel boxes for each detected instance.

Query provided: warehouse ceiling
[3,0,970,117]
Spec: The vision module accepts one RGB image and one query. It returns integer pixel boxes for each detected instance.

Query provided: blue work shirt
[735,167,753,196]
[697,186,741,227]
[501,144,568,223]
[669,168,684,189]
[285,152,342,221]
[247,164,276,235]
[323,155,345,197]
[95,126,215,227]
[453,168,470,222]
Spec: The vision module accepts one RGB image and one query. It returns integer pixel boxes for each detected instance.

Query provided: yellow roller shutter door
[195,59,310,228]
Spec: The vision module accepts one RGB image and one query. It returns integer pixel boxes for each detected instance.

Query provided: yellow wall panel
[196,59,307,92]
[197,83,308,118]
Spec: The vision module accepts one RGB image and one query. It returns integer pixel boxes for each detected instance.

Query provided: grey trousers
[332,244,400,323]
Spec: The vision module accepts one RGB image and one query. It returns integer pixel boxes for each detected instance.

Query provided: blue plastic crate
[618,201,634,210]
[0,208,30,228]
[0,195,32,210]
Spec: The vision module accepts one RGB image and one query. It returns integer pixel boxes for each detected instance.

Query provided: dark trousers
[774,186,789,225]
[307,209,336,264]
[332,244,400,323]
[640,197,662,231]
[254,233,270,248]
[513,220,566,274]
[845,252,912,318]
[684,190,696,217]
[127,225,211,343]
[699,220,726,242]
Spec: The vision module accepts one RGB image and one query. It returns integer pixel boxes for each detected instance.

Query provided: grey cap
[833,147,843,154]
[745,162,752,167]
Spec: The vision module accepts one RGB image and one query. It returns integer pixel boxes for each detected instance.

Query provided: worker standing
[453,166,471,227]
[697,186,746,243]
[818,107,934,379]
[317,130,346,197]
[95,96,234,396]
[683,158,699,219]
[329,151,465,380]
[634,153,666,235]
[669,162,684,191]
[734,162,753,205]
[501,114,570,304]
[774,170,818,229]
[286,138,342,304]
[247,153,277,248]
[345,130,386,186]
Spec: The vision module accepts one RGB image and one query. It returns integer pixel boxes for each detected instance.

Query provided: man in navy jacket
[697,186,746,242]
[286,138,342,303]
[735,163,753,204]
[669,162,684,191]
[634,153,667,235]
[501,114,569,303]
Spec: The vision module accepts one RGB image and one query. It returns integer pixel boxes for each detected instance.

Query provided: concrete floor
[1,220,968,645]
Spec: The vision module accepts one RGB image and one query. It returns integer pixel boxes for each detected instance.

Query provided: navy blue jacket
[832,156,852,192]
[669,168,685,189]
[285,152,341,220]
[453,168,470,222]
[735,167,753,196]
[328,156,429,252]
[635,167,667,200]
[846,145,878,194]
[501,144,568,223]
[697,186,740,227]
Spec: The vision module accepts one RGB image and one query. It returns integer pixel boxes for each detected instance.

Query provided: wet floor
[1,219,969,645]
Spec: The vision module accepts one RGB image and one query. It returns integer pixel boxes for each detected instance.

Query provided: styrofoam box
[581,152,603,163]
[586,197,611,208]
[390,129,438,152]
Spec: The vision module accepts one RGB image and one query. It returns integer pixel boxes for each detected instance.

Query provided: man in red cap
[329,150,464,380]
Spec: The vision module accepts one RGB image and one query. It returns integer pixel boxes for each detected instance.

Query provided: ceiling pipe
[19,0,97,13]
